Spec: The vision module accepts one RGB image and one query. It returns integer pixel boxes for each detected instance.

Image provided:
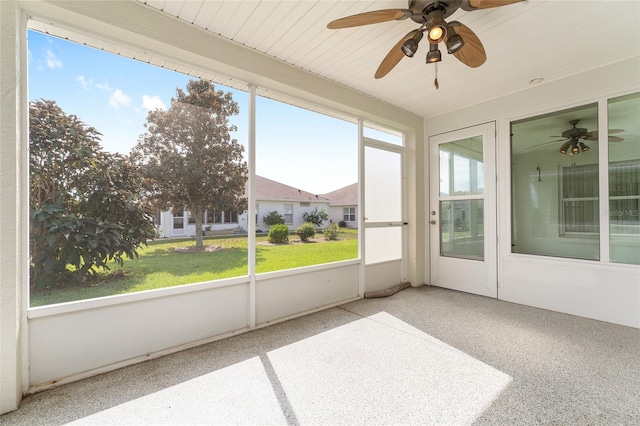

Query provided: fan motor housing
[409,0,462,23]
[562,128,588,139]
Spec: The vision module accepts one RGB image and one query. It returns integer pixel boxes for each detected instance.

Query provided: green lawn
[30,229,358,307]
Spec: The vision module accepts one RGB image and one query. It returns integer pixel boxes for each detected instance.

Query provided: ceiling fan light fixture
[559,140,572,154]
[446,32,464,54]
[426,44,442,63]
[401,31,423,57]
[428,25,446,43]
[580,142,590,152]
[426,9,447,43]
[571,143,580,155]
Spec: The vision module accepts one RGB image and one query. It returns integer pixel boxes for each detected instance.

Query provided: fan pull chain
[434,62,439,90]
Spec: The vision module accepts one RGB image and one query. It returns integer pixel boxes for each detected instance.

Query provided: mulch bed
[172,245,224,253]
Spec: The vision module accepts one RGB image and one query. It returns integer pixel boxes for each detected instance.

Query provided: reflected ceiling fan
[529,119,624,155]
[327,0,524,85]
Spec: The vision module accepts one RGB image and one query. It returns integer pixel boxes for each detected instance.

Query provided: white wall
[425,56,640,328]
[28,281,250,386]
[330,205,358,228]
[27,262,360,390]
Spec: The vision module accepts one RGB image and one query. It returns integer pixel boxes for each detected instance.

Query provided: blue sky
[28,30,358,194]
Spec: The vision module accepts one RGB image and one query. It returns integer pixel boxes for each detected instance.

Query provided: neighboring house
[321,183,358,228]
[253,175,331,232]
[157,175,333,237]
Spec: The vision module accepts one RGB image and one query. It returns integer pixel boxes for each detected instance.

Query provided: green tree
[29,100,155,289]
[131,79,248,248]
[302,207,329,228]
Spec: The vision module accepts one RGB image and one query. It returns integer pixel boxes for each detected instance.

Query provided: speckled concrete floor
[3,286,639,425]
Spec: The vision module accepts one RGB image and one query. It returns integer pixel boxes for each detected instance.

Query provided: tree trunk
[194,206,204,248]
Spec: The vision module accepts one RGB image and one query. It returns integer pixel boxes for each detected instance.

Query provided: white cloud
[109,89,131,109]
[76,75,93,89]
[142,95,166,112]
[95,81,112,92]
[46,50,62,69]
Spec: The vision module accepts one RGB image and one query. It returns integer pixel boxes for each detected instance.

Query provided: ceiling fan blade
[449,22,486,68]
[468,0,524,10]
[608,135,625,143]
[584,129,625,140]
[327,9,410,30]
[525,140,565,150]
[375,31,418,79]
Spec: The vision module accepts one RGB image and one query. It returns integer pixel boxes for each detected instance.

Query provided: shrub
[323,222,341,241]
[268,224,290,244]
[296,222,316,242]
[302,207,329,228]
[338,220,347,228]
[263,211,285,226]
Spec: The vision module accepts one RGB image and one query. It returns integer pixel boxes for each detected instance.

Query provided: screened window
[256,95,358,273]
[28,29,249,306]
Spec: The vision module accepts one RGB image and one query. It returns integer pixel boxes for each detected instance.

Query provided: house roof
[250,176,330,203]
[321,183,357,207]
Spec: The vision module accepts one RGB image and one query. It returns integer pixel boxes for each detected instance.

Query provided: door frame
[362,136,408,293]
[428,122,498,298]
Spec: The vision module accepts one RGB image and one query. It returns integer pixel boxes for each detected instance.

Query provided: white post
[0,0,25,414]
[248,85,257,327]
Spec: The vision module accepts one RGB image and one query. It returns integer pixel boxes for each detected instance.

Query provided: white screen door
[429,122,497,297]
[362,137,406,293]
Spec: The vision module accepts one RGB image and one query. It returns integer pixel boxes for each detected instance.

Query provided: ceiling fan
[327,0,524,83]
[528,120,624,155]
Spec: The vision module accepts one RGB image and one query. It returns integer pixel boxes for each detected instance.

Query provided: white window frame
[283,204,293,225]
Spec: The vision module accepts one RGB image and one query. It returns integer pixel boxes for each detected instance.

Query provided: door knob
[430,220,436,225]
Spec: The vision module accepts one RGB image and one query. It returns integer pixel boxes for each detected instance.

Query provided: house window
[204,210,212,224]
[343,207,356,222]
[560,164,599,235]
[256,203,259,224]
[609,92,640,265]
[511,102,600,261]
[284,204,293,224]
[173,208,185,229]
[609,160,640,236]
[188,211,196,224]
[224,211,238,224]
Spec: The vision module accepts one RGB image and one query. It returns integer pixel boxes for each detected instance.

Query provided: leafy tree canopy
[131,79,248,247]
[29,100,155,289]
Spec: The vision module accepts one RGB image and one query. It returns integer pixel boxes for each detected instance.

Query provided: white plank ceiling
[36,1,640,119]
